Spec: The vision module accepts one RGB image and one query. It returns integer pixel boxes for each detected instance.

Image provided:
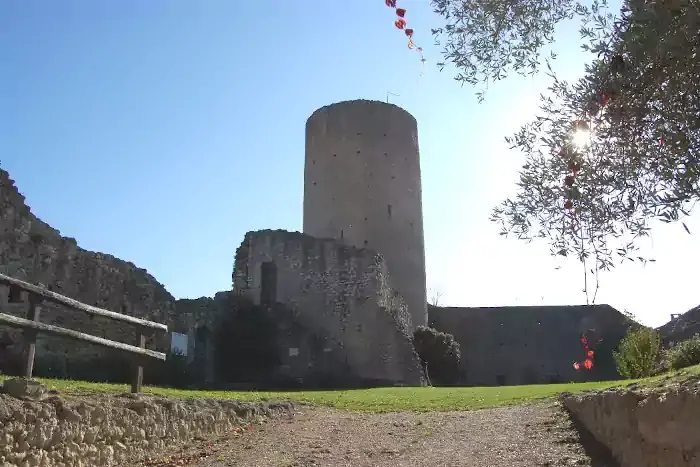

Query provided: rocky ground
[136,401,616,467]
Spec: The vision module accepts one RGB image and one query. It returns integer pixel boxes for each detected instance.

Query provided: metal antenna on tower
[386,92,400,103]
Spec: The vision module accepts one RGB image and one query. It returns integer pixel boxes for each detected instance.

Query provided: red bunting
[573,332,597,371]
[385,1,425,64]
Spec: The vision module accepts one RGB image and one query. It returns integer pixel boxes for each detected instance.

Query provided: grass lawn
[2,365,698,413]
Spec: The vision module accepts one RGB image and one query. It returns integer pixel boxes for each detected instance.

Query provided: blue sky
[2,1,697,327]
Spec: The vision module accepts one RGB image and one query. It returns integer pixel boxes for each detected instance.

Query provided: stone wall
[233,229,424,386]
[172,292,234,384]
[561,375,700,467]
[658,304,700,345]
[0,378,294,467]
[0,168,223,380]
[429,304,633,386]
[303,99,428,328]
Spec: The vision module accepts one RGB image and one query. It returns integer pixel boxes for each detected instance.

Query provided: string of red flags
[573,332,596,371]
[385,0,425,65]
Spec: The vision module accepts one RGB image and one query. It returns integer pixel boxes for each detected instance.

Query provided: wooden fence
[0,272,168,393]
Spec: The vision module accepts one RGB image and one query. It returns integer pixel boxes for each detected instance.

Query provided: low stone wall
[0,379,295,467]
[561,376,700,467]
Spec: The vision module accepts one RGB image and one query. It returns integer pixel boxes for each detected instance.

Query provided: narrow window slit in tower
[340,229,344,239]
[388,205,393,218]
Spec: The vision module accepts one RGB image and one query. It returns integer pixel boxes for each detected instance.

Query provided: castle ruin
[230,100,430,385]
[303,100,428,329]
[0,99,638,388]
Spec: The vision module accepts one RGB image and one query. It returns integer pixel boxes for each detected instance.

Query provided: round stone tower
[303,99,428,328]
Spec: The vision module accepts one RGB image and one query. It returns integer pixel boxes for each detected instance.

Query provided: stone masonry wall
[172,292,234,383]
[561,375,700,467]
[0,168,221,377]
[0,378,294,467]
[658,304,700,345]
[429,304,633,386]
[303,100,428,329]
[233,229,424,386]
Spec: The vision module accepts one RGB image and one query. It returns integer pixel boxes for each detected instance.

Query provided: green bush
[613,327,662,379]
[412,326,461,386]
[665,334,700,370]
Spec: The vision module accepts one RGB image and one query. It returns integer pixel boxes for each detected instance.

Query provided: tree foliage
[665,333,700,369]
[413,326,461,385]
[433,0,699,286]
[613,326,662,378]
[431,0,578,95]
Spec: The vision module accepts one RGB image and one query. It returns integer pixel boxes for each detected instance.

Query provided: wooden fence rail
[0,272,168,393]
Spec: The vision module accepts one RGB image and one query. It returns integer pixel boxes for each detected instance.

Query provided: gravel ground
[138,401,616,467]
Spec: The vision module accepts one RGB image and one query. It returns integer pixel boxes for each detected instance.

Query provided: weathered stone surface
[0,169,176,370]
[0,378,48,401]
[0,387,294,467]
[561,377,700,467]
[304,99,428,329]
[429,304,633,386]
[233,229,425,386]
[659,304,700,345]
[172,292,234,383]
[0,169,232,380]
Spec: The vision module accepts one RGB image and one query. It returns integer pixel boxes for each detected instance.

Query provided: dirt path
[140,401,615,467]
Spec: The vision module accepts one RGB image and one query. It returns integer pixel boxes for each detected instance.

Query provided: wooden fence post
[24,294,42,379]
[131,332,146,393]
[0,273,167,386]
[0,285,8,309]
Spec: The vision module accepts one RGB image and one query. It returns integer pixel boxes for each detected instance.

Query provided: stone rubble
[0,378,295,467]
